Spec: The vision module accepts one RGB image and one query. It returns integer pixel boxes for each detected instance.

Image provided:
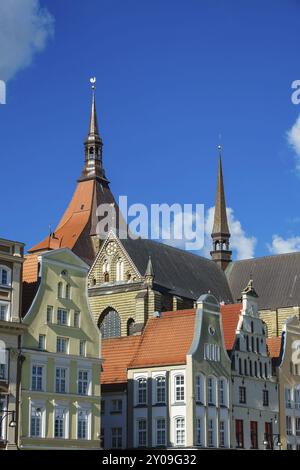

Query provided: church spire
[80,78,107,183]
[210,145,232,271]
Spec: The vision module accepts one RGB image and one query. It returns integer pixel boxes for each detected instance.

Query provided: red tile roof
[102,336,142,384]
[128,309,196,368]
[267,336,282,359]
[22,254,40,315]
[220,303,242,351]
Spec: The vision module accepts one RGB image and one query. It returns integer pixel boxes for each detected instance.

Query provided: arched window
[104,272,110,282]
[137,378,147,404]
[116,258,124,282]
[98,308,121,339]
[175,417,185,446]
[156,376,166,404]
[127,318,135,336]
[57,282,63,298]
[0,266,11,286]
[65,284,71,300]
[103,260,110,283]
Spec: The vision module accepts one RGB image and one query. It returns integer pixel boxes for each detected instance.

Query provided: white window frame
[174,374,185,403]
[38,334,46,351]
[111,427,123,448]
[0,265,11,287]
[136,377,147,405]
[77,408,91,440]
[137,419,147,448]
[219,420,226,447]
[29,401,46,438]
[174,416,185,447]
[116,258,124,282]
[56,336,69,354]
[77,369,91,396]
[155,376,166,404]
[74,311,81,328]
[208,418,215,447]
[218,377,227,407]
[79,340,86,357]
[286,415,292,436]
[57,308,69,326]
[196,417,202,447]
[285,387,292,409]
[46,305,53,324]
[195,374,204,403]
[111,399,122,413]
[55,366,68,394]
[156,417,166,447]
[53,406,69,439]
[0,344,8,382]
[0,302,10,322]
[31,364,45,392]
[207,376,216,405]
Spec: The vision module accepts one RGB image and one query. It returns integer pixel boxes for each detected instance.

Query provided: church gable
[88,233,142,287]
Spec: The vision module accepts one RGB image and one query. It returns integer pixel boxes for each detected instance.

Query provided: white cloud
[287,115,300,172]
[160,205,256,260]
[0,0,54,81]
[268,234,300,255]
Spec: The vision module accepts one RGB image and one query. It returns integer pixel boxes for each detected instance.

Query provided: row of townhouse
[0,241,102,450]
[101,283,300,450]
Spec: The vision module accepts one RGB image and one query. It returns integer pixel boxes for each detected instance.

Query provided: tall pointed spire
[80,77,107,182]
[210,145,232,270]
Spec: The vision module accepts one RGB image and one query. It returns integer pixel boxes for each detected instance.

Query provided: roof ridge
[231,251,300,264]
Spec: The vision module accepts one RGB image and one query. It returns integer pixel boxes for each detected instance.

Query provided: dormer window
[0,266,11,286]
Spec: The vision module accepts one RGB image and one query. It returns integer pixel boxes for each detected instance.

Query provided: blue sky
[1,0,300,259]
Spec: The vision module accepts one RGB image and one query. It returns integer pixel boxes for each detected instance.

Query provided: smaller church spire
[210,145,232,271]
[242,277,258,298]
[80,78,107,183]
[144,256,154,286]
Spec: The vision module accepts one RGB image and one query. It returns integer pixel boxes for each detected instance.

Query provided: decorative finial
[90,76,96,90]
[218,143,222,154]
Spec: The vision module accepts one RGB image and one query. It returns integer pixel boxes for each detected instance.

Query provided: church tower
[210,145,232,271]
[28,80,122,265]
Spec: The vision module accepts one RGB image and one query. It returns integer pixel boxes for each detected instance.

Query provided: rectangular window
[156,376,166,403]
[296,418,300,437]
[57,309,68,326]
[196,418,202,446]
[286,416,292,436]
[74,311,80,328]
[219,379,225,406]
[250,421,258,449]
[196,375,203,403]
[295,388,300,409]
[285,388,292,409]
[263,389,269,406]
[78,370,89,395]
[235,419,244,448]
[54,407,66,438]
[156,418,166,447]
[137,419,147,447]
[207,377,215,405]
[239,386,246,404]
[137,378,147,404]
[1,268,8,286]
[111,399,122,413]
[101,399,105,415]
[175,417,185,446]
[175,375,185,402]
[46,305,53,324]
[0,362,7,381]
[31,365,43,391]
[78,410,89,439]
[38,334,46,350]
[30,406,42,437]
[56,337,69,354]
[79,340,86,357]
[265,422,273,449]
[219,420,225,447]
[55,367,67,393]
[0,303,8,321]
[112,427,122,448]
[208,419,214,447]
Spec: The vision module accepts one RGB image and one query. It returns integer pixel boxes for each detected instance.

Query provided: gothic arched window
[127,318,135,336]
[116,258,124,282]
[98,308,121,339]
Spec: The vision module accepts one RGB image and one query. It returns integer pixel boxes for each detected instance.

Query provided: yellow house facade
[19,249,102,449]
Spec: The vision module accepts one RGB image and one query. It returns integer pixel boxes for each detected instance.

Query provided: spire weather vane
[90,77,96,90]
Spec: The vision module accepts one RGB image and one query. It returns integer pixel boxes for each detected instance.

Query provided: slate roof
[121,237,233,303]
[226,252,300,310]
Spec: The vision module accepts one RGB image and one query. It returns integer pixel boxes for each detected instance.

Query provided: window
[0,266,10,286]
[156,418,166,447]
[246,335,249,351]
[196,418,202,446]
[207,377,215,405]
[175,375,185,402]
[285,388,292,409]
[264,363,268,378]
[239,386,246,404]
[104,272,109,282]
[57,282,63,298]
[0,352,7,381]
[38,335,46,350]
[127,318,135,336]
[296,418,300,437]
[219,420,225,447]
[156,376,166,403]
[74,311,80,328]
[263,389,269,406]
[55,367,67,393]
[295,388,300,409]
[78,410,89,439]
[254,361,258,377]
[101,399,105,415]
[111,399,122,413]
[31,365,43,391]
[251,336,255,352]
[250,421,258,449]
[251,321,254,334]
[208,419,214,447]
[249,361,253,376]
[79,340,86,357]
[99,309,121,338]
[54,407,67,438]
[0,303,9,321]
[111,427,123,448]
[65,284,71,300]
[116,258,124,282]
[30,405,43,437]
[196,375,204,403]
[265,422,273,449]
[286,416,292,436]
[175,417,185,446]
[137,377,147,404]
[239,358,242,375]
[256,337,260,353]
[56,337,69,354]
[46,305,53,324]
[235,419,244,448]
[57,309,68,326]
[219,378,226,406]
[78,370,89,395]
[137,419,147,447]
[204,343,220,361]
[244,359,248,376]
[259,362,263,378]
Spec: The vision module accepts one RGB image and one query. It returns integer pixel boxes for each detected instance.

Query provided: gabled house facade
[19,249,102,449]
[221,281,279,450]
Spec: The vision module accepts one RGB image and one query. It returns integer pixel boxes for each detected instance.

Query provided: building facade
[0,238,26,450]
[19,249,102,449]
